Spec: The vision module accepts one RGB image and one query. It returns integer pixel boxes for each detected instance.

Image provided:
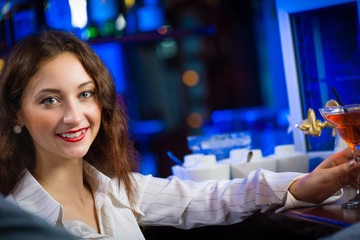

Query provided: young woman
[0,30,357,239]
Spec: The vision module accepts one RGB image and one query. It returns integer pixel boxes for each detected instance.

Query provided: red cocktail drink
[320,104,360,208]
[323,110,360,149]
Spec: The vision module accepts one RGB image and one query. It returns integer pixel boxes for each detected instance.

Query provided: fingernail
[349,160,355,167]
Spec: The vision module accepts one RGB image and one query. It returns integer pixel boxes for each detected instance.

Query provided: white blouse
[6,162,342,239]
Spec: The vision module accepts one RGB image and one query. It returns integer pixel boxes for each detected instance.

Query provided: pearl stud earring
[13,125,22,134]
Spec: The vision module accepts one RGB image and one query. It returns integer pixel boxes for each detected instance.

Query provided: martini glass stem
[356,155,360,196]
[341,148,360,208]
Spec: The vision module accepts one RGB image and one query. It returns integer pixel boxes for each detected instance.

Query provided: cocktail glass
[320,104,360,208]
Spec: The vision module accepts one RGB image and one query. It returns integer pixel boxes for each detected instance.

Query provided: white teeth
[60,129,86,138]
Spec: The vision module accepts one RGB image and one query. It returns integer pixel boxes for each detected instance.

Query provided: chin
[65,149,90,160]
[58,139,93,157]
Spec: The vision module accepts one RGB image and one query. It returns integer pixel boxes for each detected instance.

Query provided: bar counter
[142,186,358,240]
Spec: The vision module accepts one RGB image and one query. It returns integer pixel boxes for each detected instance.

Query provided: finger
[320,148,353,168]
[333,148,353,164]
[339,147,353,158]
[325,159,357,179]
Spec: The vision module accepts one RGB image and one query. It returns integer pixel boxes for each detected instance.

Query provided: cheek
[87,103,102,127]
[23,110,58,135]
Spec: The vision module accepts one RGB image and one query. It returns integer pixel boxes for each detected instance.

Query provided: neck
[33,158,89,204]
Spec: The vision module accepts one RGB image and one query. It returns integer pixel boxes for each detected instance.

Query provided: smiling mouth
[57,128,88,142]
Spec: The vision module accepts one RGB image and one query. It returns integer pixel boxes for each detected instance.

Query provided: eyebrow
[34,81,95,98]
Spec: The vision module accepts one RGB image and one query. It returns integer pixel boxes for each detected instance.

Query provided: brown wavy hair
[0,30,138,207]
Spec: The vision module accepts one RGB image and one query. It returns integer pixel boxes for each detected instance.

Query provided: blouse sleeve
[134,169,313,229]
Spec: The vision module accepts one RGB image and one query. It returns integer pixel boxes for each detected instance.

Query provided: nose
[63,99,82,125]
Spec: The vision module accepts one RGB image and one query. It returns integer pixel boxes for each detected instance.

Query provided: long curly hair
[0,30,138,207]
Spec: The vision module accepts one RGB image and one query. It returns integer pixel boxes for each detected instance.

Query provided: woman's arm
[134,148,357,229]
[134,169,302,229]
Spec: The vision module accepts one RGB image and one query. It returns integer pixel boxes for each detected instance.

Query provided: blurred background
[0,0,316,177]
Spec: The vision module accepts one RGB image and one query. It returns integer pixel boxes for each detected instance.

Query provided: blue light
[12,9,36,42]
[125,11,137,35]
[45,0,72,31]
[88,0,120,25]
[243,110,257,122]
[144,0,159,5]
[137,5,165,32]
[130,119,166,136]
[277,109,290,128]
[138,153,158,176]
[211,110,232,122]
[90,42,126,94]
[211,110,221,122]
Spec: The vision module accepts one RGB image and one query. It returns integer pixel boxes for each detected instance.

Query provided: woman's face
[17,53,102,163]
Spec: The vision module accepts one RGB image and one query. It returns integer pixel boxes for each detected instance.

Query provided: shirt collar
[7,170,61,226]
[82,161,144,215]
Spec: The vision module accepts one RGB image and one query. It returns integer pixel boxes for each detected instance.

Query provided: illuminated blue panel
[45,0,72,31]
[12,9,37,42]
[209,107,293,155]
[291,3,360,151]
[88,0,120,24]
[137,5,165,32]
[125,11,137,35]
[144,0,159,5]
[90,42,126,94]
[4,15,12,46]
[130,119,166,136]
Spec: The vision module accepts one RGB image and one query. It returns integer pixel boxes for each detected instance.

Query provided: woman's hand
[289,147,359,203]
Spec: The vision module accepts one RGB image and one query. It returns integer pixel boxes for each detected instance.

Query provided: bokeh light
[157,25,171,35]
[187,112,204,129]
[69,0,88,29]
[124,0,136,9]
[182,70,199,87]
[0,58,5,73]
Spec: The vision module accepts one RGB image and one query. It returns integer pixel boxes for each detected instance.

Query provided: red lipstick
[57,127,88,142]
